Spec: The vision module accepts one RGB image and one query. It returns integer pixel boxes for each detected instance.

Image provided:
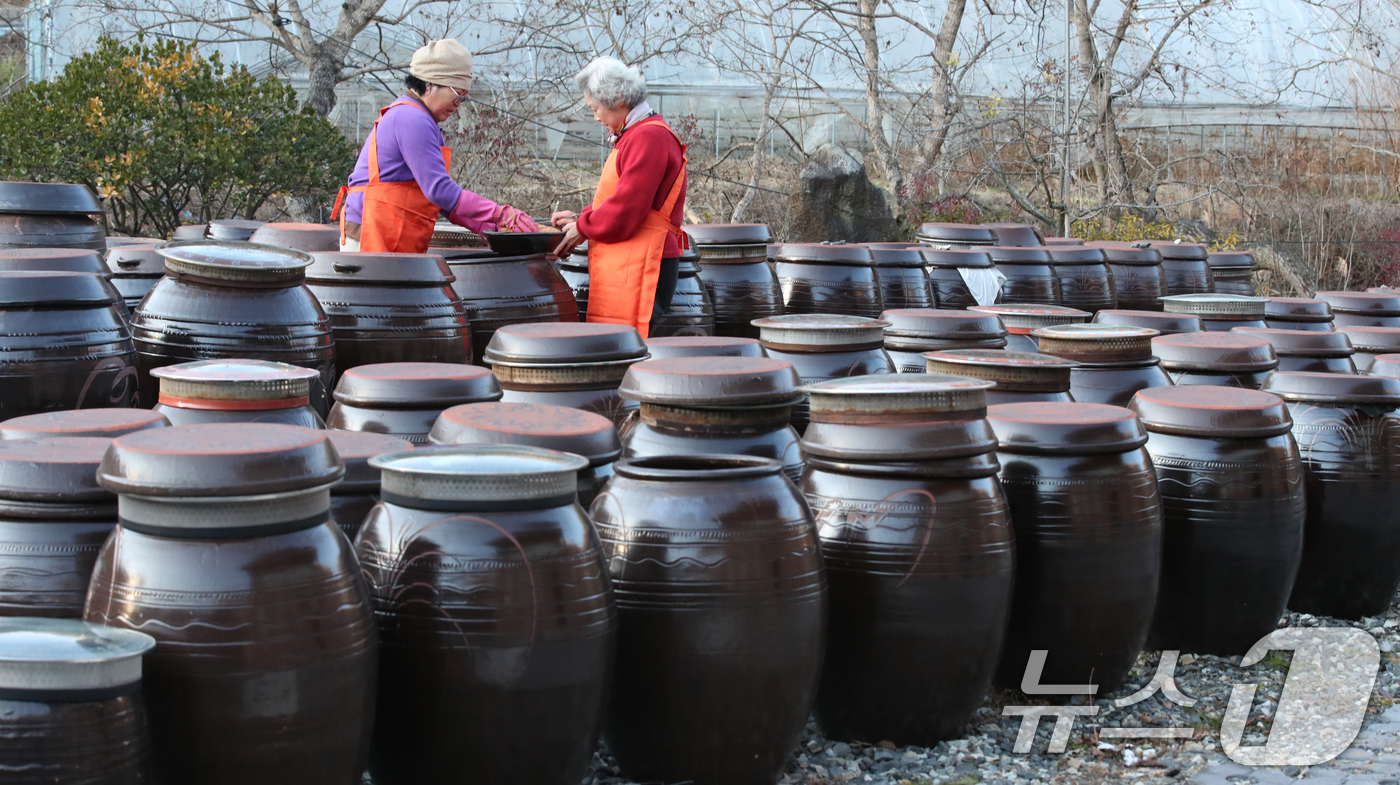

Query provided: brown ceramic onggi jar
[967,303,1091,352]
[1150,241,1216,295]
[326,362,501,444]
[986,246,1058,306]
[1152,332,1279,388]
[753,315,894,434]
[151,359,325,428]
[1048,246,1117,313]
[0,271,138,418]
[984,222,1045,247]
[1093,309,1203,335]
[867,247,934,309]
[1161,292,1269,331]
[1086,241,1169,311]
[0,618,155,784]
[1230,327,1357,373]
[105,242,165,313]
[618,356,806,483]
[685,224,783,339]
[0,249,130,321]
[1045,237,1086,246]
[305,251,472,373]
[1261,372,1400,619]
[916,222,997,247]
[84,423,376,785]
[248,222,340,252]
[881,308,1008,372]
[428,402,622,507]
[324,429,413,539]
[1208,251,1257,296]
[1265,297,1336,331]
[773,244,883,318]
[0,408,167,440]
[800,375,1014,745]
[357,446,615,785]
[443,252,579,358]
[558,243,590,321]
[1129,385,1305,654]
[651,243,716,337]
[914,248,998,309]
[0,181,106,250]
[644,335,764,359]
[924,349,1076,404]
[484,322,647,430]
[987,402,1163,692]
[1033,324,1170,406]
[1337,326,1400,371]
[590,454,824,785]
[1316,291,1400,327]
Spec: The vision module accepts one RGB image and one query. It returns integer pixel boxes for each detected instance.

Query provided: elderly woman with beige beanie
[333,39,537,253]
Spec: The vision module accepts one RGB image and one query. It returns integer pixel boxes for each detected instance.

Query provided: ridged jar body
[696,261,784,338]
[1277,356,1357,373]
[1214,275,1256,296]
[1285,402,1400,618]
[1145,432,1305,654]
[1069,363,1173,407]
[356,500,616,785]
[111,275,161,313]
[651,271,716,337]
[1054,262,1117,313]
[926,267,984,309]
[763,347,895,433]
[0,507,113,618]
[1108,263,1169,311]
[777,262,884,318]
[330,492,376,540]
[306,278,471,374]
[0,301,138,418]
[0,694,150,783]
[1161,259,1216,295]
[446,255,580,359]
[590,463,826,785]
[876,267,934,310]
[558,260,590,321]
[996,263,1059,306]
[83,522,377,785]
[623,404,805,484]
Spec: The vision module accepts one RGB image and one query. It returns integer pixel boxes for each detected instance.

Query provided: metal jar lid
[0,437,115,507]
[0,271,115,307]
[326,430,414,494]
[1150,241,1210,261]
[1084,241,1163,265]
[644,336,764,360]
[968,304,1091,334]
[987,401,1149,454]
[1031,324,1158,364]
[984,246,1054,264]
[1229,327,1355,358]
[752,314,889,351]
[1337,326,1400,352]
[1152,332,1278,371]
[1093,310,1203,335]
[0,248,109,277]
[1266,297,1334,322]
[428,402,621,466]
[155,240,312,285]
[620,356,803,407]
[0,181,103,215]
[1262,371,1400,405]
[1130,385,1292,438]
[1047,246,1109,264]
[771,243,874,266]
[923,349,1075,393]
[306,252,455,285]
[804,373,993,419]
[1160,293,1270,320]
[0,410,168,441]
[1316,291,1400,316]
[153,360,320,410]
[372,445,588,511]
[332,363,502,408]
[881,308,1008,341]
[913,248,996,269]
[0,618,155,700]
[105,243,165,277]
[248,223,341,253]
[683,224,773,245]
[867,248,927,268]
[483,322,648,365]
[916,222,997,244]
[206,219,266,241]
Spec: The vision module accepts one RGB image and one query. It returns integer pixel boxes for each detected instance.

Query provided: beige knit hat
[410,39,474,91]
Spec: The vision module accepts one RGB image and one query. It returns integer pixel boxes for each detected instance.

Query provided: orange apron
[332,99,451,254]
[585,118,688,339]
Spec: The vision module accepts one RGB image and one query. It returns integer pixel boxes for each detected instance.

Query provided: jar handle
[332,262,363,273]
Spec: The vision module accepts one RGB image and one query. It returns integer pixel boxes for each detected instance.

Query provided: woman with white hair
[554,57,688,338]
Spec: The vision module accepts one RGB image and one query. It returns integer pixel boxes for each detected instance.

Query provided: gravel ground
[587,592,1400,785]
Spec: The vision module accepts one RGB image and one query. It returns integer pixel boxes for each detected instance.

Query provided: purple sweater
[343,95,497,230]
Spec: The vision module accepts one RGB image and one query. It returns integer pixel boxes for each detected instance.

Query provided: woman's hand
[550,210,579,228]
[494,205,539,233]
[555,220,585,256]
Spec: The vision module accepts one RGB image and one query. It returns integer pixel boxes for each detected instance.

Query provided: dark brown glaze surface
[327,363,502,444]
[695,260,784,338]
[0,214,105,250]
[925,266,986,309]
[326,430,413,539]
[356,500,615,785]
[1159,257,1216,295]
[0,693,150,784]
[248,223,340,253]
[916,223,997,245]
[764,347,895,434]
[994,259,1060,306]
[559,256,590,321]
[1069,362,1173,406]
[445,253,580,358]
[625,403,804,484]
[590,456,825,785]
[1051,257,1117,313]
[874,265,934,310]
[776,260,884,318]
[650,267,716,337]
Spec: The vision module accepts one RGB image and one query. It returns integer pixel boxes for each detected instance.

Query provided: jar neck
[639,402,792,433]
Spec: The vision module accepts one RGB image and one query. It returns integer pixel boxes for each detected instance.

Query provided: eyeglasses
[446,85,469,106]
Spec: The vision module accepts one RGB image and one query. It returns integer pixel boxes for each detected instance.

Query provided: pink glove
[493,204,539,233]
[447,189,498,233]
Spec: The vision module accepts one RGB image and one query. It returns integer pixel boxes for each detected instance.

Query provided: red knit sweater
[577,116,687,258]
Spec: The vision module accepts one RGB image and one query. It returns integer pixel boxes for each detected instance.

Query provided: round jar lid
[1083,241,1163,265]
[1160,293,1270,319]
[1046,247,1109,263]
[752,314,888,350]
[326,430,414,493]
[0,271,114,307]
[0,437,114,505]
[0,181,102,215]
[1262,371,1400,404]
[0,248,108,276]
[804,373,993,419]
[923,349,1075,393]
[1129,384,1292,437]
[1208,251,1255,269]
[1337,326,1400,352]
[913,248,995,268]
[1266,297,1334,321]
[1152,332,1279,371]
[682,224,773,245]
[153,360,319,409]
[1369,354,1400,378]
[1031,324,1158,364]
[483,322,648,365]
[771,243,874,265]
[206,219,266,240]
[428,402,620,466]
[968,304,1091,333]
[371,445,588,511]
[867,248,927,268]
[1316,291,1400,316]
[984,246,1054,264]
[99,423,344,497]
[985,223,1044,247]
[0,618,155,699]
[306,252,454,285]
[105,244,165,276]
[987,401,1148,453]
[248,223,340,252]
[333,363,501,408]
[643,336,763,360]
[1229,327,1355,357]
[1093,310,1203,335]
[1150,241,1210,261]
[881,308,1008,340]
[155,240,311,284]
[916,222,997,243]
[0,409,169,441]
[1045,237,1086,246]
[620,356,803,407]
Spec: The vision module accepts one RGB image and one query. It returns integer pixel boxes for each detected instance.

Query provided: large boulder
[783,145,900,243]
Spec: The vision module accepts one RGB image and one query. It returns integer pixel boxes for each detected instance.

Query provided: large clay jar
[357,446,615,785]
[968,304,1091,352]
[151,359,325,428]
[881,308,1008,372]
[130,241,336,415]
[987,402,1163,692]
[1033,324,1171,406]
[558,244,591,321]
[924,349,1076,404]
[988,246,1059,306]
[0,437,119,618]
[773,244,883,318]
[206,219,264,241]
[105,242,165,313]
[915,248,998,309]
[1150,241,1215,295]
[248,222,340,253]
[1265,297,1336,331]
[985,222,1045,247]
[618,356,806,483]
[0,182,106,250]
[916,222,997,247]
[868,247,933,310]
[688,224,782,339]
[306,251,472,373]
[1131,385,1305,654]
[1153,332,1279,388]
[0,249,130,320]
[1161,293,1269,331]
[651,244,716,337]
[484,323,647,430]
[1261,372,1400,619]
[644,335,764,360]
[1317,291,1400,328]
[753,315,894,433]
[0,618,155,784]
[1087,241,1169,311]
[326,362,501,444]
[1048,246,1116,313]
[0,408,167,440]
[801,375,1014,745]
[1094,309,1202,335]
[1337,326,1400,371]
[84,423,377,784]
[443,252,579,358]
[429,402,622,508]
[1209,251,1257,296]
[325,429,413,540]
[0,271,139,418]
[1230,327,1357,373]
[590,454,824,785]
